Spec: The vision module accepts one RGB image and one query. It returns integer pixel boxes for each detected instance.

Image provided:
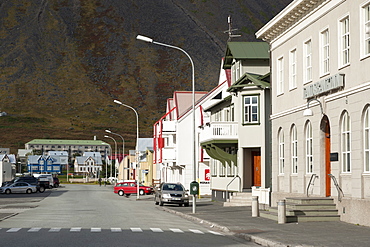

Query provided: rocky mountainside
[0,0,291,153]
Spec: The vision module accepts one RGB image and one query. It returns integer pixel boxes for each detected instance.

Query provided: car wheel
[139,189,145,196]
[5,189,11,194]
[118,190,124,196]
[26,189,32,194]
[54,184,59,188]
[184,203,189,207]
[38,186,45,193]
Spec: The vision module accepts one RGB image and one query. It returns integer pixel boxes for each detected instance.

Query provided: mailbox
[190,181,199,195]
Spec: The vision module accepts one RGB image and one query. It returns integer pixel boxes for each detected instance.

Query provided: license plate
[172,198,181,200]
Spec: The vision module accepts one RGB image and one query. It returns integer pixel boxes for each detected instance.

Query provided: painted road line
[130,228,143,232]
[150,228,164,233]
[169,228,184,233]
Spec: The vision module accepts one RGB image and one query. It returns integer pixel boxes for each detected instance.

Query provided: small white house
[0,154,16,185]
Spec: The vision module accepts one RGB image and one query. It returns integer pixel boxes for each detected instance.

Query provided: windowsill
[303,80,313,85]
[289,86,297,92]
[319,72,330,78]
[242,122,261,126]
[277,92,284,97]
[361,172,370,176]
[360,53,370,61]
[290,173,298,177]
[338,63,350,70]
[340,173,352,176]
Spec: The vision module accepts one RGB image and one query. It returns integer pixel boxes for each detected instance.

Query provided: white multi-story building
[257,0,370,226]
[200,43,271,204]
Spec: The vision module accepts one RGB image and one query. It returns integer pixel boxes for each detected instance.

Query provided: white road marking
[189,229,204,234]
[111,228,122,232]
[28,228,41,232]
[91,228,101,232]
[7,228,21,233]
[130,227,143,232]
[150,228,163,232]
[49,228,61,232]
[70,227,81,232]
[208,230,224,236]
[170,228,184,233]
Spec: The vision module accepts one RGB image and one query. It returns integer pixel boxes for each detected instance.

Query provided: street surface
[0,184,258,246]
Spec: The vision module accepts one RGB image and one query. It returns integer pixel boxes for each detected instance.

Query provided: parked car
[114,181,153,196]
[33,174,54,188]
[2,176,46,193]
[154,182,189,207]
[0,182,37,194]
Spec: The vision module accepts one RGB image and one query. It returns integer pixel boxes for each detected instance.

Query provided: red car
[114,181,153,196]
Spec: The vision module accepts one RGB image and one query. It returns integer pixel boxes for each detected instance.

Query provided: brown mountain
[0,0,291,153]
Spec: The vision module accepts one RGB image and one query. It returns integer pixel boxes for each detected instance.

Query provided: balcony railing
[200,122,238,143]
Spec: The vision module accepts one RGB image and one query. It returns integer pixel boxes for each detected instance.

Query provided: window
[363,3,370,56]
[304,40,312,83]
[339,17,350,67]
[278,129,285,174]
[243,95,259,124]
[211,159,218,176]
[289,49,297,90]
[342,112,351,173]
[364,106,370,172]
[291,125,298,174]
[277,57,284,95]
[321,29,330,75]
[306,121,313,173]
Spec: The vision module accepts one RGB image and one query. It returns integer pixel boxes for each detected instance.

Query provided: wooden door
[252,151,261,187]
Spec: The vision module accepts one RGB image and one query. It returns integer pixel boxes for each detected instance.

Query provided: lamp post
[105,130,125,180]
[136,34,197,213]
[303,98,325,117]
[113,100,141,200]
[104,135,117,180]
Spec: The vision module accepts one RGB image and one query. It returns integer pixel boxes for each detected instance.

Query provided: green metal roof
[227,72,270,93]
[223,42,269,69]
[26,139,110,146]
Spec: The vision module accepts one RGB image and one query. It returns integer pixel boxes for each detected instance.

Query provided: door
[252,151,261,187]
[324,117,331,197]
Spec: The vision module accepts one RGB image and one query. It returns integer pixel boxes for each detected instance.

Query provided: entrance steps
[260,197,340,222]
[223,192,252,207]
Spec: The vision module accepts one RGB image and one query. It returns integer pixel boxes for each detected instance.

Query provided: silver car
[0,182,37,194]
[154,183,189,207]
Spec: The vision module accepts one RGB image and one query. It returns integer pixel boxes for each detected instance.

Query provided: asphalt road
[0,184,258,246]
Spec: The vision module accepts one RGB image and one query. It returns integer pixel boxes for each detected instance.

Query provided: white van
[33,174,54,188]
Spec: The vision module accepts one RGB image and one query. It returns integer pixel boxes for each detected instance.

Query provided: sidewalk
[161,200,370,247]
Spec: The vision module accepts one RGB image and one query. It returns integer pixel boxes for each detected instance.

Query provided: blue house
[27,155,62,173]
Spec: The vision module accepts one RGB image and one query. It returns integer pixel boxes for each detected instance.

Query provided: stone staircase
[260,197,340,222]
[223,192,252,207]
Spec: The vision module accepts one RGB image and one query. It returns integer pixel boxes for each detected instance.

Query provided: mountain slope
[0,0,291,152]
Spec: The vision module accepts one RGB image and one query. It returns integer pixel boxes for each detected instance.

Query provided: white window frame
[278,129,285,175]
[320,29,330,76]
[289,48,297,90]
[277,56,284,95]
[341,112,351,173]
[306,121,313,174]
[291,125,298,174]
[243,95,259,124]
[361,2,370,58]
[364,106,370,172]
[339,16,350,68]
[304,39,312,84]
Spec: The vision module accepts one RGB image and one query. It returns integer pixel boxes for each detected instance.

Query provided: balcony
[200,122,238,144]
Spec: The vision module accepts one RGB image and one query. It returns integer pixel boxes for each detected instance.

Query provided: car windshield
[163,184,183,191]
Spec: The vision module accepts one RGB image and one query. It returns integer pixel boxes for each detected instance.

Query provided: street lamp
[136,34,197,213]
[104,135,117,180]
[303,98,325,117]
[105,130,126,180]
[113,100,141,200]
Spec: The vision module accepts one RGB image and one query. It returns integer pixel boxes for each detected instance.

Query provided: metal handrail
[226,175,241,202]
[306,173,318,197]
[328,174,344,202]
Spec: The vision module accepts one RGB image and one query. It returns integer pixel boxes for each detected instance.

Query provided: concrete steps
[223,192,252,207]
[260,197,340,222]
